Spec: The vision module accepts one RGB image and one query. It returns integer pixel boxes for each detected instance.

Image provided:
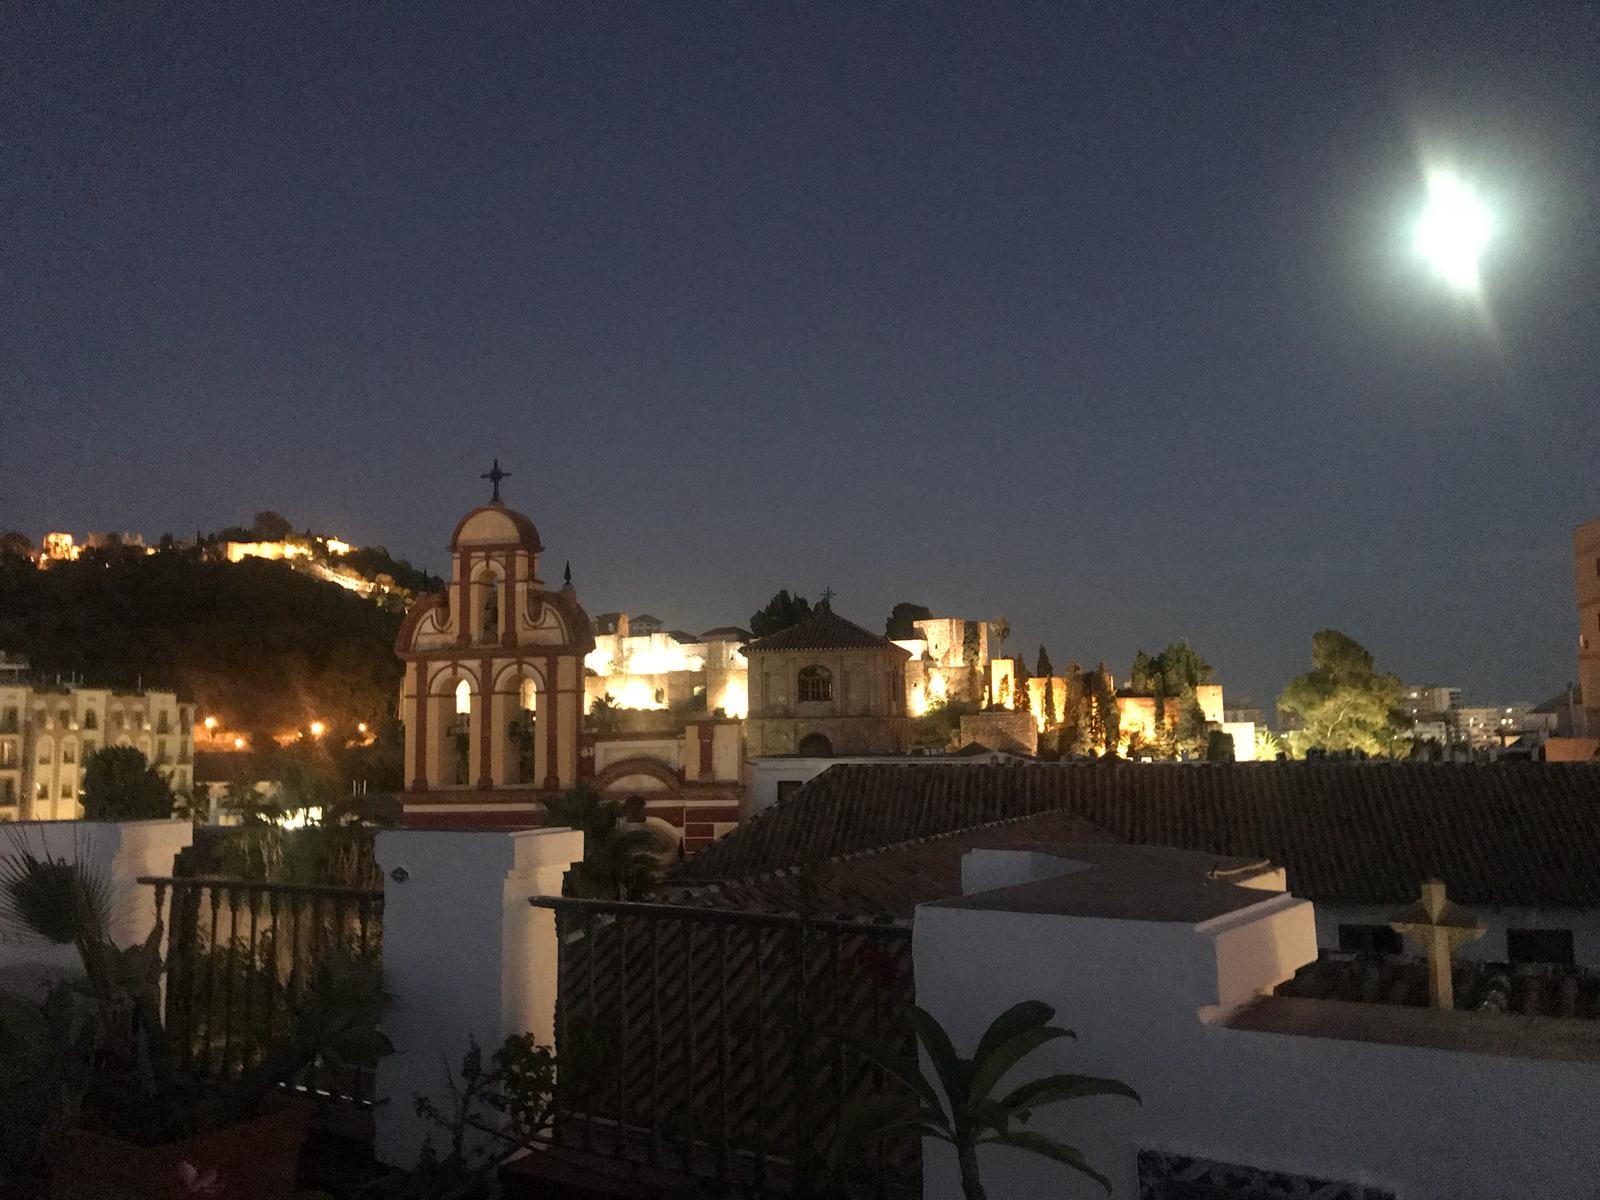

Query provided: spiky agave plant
[830,1000,1139,1199]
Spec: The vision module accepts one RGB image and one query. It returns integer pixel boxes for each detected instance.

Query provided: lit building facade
[745,606,910,757]
[583,615,750,718]
[893,616,992,714]
[0,683,192,820]
[1577,517,1600,737]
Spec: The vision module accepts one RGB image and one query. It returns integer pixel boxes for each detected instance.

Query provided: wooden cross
[819,586,836,608]
[1389,879,1484,1009]
[481,458,511,503]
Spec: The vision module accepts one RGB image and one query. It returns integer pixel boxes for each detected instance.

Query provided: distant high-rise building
[0,681,192,819]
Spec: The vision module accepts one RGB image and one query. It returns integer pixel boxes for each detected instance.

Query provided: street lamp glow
[309,720,326,738]
[1414,169,1491,291]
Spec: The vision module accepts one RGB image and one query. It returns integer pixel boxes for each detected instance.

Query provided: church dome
[448,503,544,554]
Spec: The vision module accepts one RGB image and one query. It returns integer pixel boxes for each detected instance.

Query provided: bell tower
[395,467,595,815]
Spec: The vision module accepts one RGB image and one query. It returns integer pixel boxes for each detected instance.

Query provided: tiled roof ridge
[743,606,900,654]
[681,760,1600,907]
[675,812,1126,908]
[703,806,1119,893]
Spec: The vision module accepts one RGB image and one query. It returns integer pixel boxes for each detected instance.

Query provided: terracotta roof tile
[743,608,907,655]
[671,762,1600,909]
[658,808,1118,918]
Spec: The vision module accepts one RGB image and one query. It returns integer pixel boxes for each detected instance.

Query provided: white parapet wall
[913,847,1600,1200]
[0,819,192,992]
[372,825,584,1169]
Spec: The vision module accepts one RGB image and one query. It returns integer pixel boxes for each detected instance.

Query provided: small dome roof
[449,504,544,553]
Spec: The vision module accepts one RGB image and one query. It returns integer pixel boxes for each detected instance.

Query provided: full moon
[1413,169,1492,292]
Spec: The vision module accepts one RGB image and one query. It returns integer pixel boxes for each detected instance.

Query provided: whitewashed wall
[914,857,1600,1200]
[0,819,191,992]
[372,826,583,1169]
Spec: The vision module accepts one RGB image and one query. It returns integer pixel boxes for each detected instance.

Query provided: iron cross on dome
[481,459,511,503]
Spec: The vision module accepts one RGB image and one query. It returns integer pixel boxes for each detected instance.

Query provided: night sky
[5,6,1598,709]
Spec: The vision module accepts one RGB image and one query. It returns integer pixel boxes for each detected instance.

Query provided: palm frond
[999,1072,1141,1112]
[966,1024,1075,1107]
[981,1129,1113,1194]
[0,828,113,947]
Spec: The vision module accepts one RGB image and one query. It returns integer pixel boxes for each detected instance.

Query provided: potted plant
[0,836,390,1200]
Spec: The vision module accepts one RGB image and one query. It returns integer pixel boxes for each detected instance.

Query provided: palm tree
[542,788,673,899]
[831,1000,1138,1199]
[990,616,1011,660]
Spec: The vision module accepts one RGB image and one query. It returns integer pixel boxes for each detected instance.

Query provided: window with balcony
[83,710,98,730]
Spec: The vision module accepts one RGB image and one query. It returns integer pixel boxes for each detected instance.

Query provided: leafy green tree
[1031,646,1055,729]
[990,616,1011,658]
[750,590,814,638]
[1086,665,1120,756]
[885,602,933,640]
[1012,660,1031,717]
[542,788,672,900]
[0,531,36,564]
[251,511,294,541]
[1277,630,1408,757]
[830,1000,1138,1198]
[0,552,405,738]
[584,694,623,735]
[1056,663,1086,754]
[1205,729,1236,762]
[81,747,174,820]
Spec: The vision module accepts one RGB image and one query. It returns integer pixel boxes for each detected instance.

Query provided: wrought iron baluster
[357,894,372,957]
[752,924,767,1192]
[200,885,222,1074]
[792,918,811,1188]
[616,913,629,1161]
[150,880,170,1022]
[584,911,597,1154]
[555,910,571,1148]
[286,887,304,1021]
[221,885,241,1076]
[716,921,730,1186]
[830,926,845,1176]
[241,888,262,1080]
[265,888,283,1048]
[682,917,696,1176]
[648,918,662,1168]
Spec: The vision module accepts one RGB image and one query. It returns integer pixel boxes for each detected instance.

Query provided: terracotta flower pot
[50,1100,313,1200]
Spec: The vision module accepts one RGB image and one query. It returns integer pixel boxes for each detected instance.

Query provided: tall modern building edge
[1575,516,1600,737]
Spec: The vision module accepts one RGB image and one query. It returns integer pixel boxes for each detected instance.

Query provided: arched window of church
[455,679,473,716]
[508,676,538,784]
[480,577,500,644]
[798,665,833,703]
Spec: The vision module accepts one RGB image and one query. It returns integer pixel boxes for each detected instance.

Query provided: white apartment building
[0,682,193,820]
